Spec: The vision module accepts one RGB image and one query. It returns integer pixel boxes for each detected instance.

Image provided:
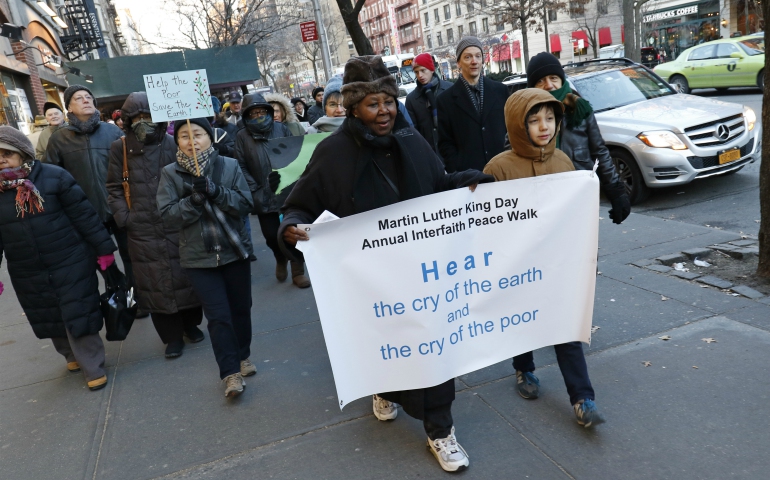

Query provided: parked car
[653,36,765,93]
[640,47,661,68]
[502,73,528,95]
[562,58,761,203]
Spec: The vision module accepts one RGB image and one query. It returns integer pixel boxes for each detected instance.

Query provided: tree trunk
[311,52,320,84]
[521,15,529,70]
[335,0,373,55]
[543,7,549,53]
[758,7,770,278]
[622,0,639,62]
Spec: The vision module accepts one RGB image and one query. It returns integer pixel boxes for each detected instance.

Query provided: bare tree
[758,4,770,278]
[334,0,374,55]
[621,0,651,63]
[255,30,296,88]
[296,3,346,83]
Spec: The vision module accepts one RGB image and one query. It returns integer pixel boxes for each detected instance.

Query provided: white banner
[143,69,214,122]
[297,171,600,409]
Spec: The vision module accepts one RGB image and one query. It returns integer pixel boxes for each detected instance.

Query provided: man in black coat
[405,53,452,156]
[306,87,324,125]
[436,36,509,172]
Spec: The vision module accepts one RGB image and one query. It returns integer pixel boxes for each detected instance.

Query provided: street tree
[296,2,346,83]
[333,0,374,55]
[560,0,622,59]
[758,3,770,278]
[621,0,650,63]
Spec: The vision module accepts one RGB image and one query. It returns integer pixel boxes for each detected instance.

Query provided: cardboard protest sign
[143,69,213,123]
[297,171,600,409]
[265,132,331,206]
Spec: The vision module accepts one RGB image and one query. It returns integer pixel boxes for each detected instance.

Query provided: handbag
[121,137,131,209]
[99,264,138,341]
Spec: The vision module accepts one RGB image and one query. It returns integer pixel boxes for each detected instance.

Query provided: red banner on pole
[300,21,318,42]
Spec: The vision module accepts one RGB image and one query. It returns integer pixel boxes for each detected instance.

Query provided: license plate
[719,149,740,164]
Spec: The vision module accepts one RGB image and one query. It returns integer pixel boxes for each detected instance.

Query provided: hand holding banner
[297,171,600,409]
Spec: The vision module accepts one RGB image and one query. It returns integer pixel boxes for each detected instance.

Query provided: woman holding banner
[157,118,256,398]
[278,55,493,473]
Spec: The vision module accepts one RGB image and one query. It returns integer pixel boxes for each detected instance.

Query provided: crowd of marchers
[0,35,631,473]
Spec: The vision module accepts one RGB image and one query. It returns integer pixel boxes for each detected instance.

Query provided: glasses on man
[247,108,269,119]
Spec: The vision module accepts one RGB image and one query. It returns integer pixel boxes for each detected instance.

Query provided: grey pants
[51,329,106,382]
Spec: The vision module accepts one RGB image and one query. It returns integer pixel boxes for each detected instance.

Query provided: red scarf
[0,161,45,217]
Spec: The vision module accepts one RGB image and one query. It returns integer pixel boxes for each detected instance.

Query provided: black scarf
[67,111,101,134]
[344,114,426,214]
[459,75,484,116]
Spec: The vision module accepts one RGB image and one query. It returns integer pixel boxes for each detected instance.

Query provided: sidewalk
[1,208,769,480]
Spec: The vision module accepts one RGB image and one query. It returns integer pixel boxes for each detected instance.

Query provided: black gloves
[268,171,281,193]
[190,192,206,206]
[604,182,631,225]
[192,176,220,199]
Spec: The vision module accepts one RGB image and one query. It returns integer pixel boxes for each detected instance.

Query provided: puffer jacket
[558,108,620,186]
[0,162,116,339]
[44,120,124,222]
[106,92,200,313]
[156,153,254,269]
[234,93,293,214]
[484,89,575,180]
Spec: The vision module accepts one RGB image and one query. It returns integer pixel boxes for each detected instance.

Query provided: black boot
[165,339,185,358]
[183,325,205,343]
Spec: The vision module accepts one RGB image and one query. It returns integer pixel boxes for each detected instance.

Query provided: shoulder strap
[121,137,128,177]
[370,158,400,198]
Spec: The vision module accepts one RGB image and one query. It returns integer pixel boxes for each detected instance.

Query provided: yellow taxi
[653,36,764,94]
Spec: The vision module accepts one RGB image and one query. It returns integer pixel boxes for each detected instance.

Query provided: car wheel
[758,70,764,90]
[669,75,690,94]
[611,150,650,205]
[715,87,729,93]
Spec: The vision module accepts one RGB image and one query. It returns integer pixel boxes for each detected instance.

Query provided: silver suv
[564,59,761,203]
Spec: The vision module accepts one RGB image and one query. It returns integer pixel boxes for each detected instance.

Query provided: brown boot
[275,258,288,282]
[291,261,311,288]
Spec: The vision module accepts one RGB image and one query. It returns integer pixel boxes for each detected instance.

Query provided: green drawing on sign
[193,72,212,116]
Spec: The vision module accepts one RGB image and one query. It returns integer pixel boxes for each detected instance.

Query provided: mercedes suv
[561,58,761,204]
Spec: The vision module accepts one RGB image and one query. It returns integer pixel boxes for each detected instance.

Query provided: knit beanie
[173,118,214,145]
[526,52,565,88]
[413,53,435,72]
[64,84,96,109]
[340,55,399,110]
[456,36,484,60]
[312,86,325,101]
[43,101,62,114]
[0,125,36,161]
[322,76,343,109]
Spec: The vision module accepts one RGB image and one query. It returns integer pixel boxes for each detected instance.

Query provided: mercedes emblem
[715,123,730,140]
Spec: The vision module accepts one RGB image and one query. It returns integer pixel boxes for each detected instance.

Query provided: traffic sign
[300,21,318,42]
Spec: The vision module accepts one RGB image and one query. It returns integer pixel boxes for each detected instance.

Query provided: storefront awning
[65,45,261,103]
[491,43,511,62]
[621,25,625,43]
[572,31,589,46]
[599,27,612,46]
[512,40,521,59]
[550,34,562,53]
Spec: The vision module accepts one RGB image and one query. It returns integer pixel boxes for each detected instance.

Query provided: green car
[653,37,764,94]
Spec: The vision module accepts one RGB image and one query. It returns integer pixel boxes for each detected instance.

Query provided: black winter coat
[436,76,508,173]
[233,122,293,215]
[213,126,236,157]
[0,162,116,339]
[405,78,452,155]
[559,112,620,186]
[277,116,492,420]
[306,103,324,125]
[44,121,124,222]
[106,131,200,314]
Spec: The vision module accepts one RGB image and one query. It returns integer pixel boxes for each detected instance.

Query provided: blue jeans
[513,341,595,405]
[185,260,252,378]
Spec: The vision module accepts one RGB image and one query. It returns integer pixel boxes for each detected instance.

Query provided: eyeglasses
[0,150,19,159]
[327,102,345,110]
[247,109,269,118]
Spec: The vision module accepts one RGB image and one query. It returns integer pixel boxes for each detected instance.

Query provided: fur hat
[173,118,214,144]
[0,125,36,160]
[64,84,96,110]
[413,53,435,72]
[264,93,299,123]
[341,56,399,110]
[526,52,565,88]
[456,36,484,61]
[322,76,343,109]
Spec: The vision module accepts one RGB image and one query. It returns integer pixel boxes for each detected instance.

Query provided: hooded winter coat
[483,89,575,180]
[106,92,200,314]
[44,120,124,222]
[0,162,116,339]
[405,76,452,155]
[234,93,293,215]
[436,76,508,173]
[277,114,492,419]
[264,93,305,137]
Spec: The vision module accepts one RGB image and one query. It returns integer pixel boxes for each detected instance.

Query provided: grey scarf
[459,75,484,115]
[67,111,101,134]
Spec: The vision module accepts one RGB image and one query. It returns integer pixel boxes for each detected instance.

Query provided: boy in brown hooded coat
[484,88,604,428]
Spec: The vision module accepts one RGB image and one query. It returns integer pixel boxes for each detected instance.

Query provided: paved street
[2,199,770,478]
[632,87,763,236]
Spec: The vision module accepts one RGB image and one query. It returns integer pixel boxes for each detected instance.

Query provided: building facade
[360,0,425,56]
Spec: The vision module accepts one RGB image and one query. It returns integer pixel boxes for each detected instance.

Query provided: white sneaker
[427,427,469,472]
[372,394,398,421]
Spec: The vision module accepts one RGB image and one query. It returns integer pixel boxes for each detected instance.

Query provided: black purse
[99,264,138,341]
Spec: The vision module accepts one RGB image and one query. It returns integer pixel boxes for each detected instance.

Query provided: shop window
[444,4,451,20]
[499,60,512,72]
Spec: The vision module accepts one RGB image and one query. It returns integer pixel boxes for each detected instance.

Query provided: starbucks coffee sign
[643,5,699,23]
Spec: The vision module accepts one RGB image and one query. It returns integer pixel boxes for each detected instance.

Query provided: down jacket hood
[505,88,564,162]
[264,93,299,123]
[242,93,273,118]
[121,92,169,130]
